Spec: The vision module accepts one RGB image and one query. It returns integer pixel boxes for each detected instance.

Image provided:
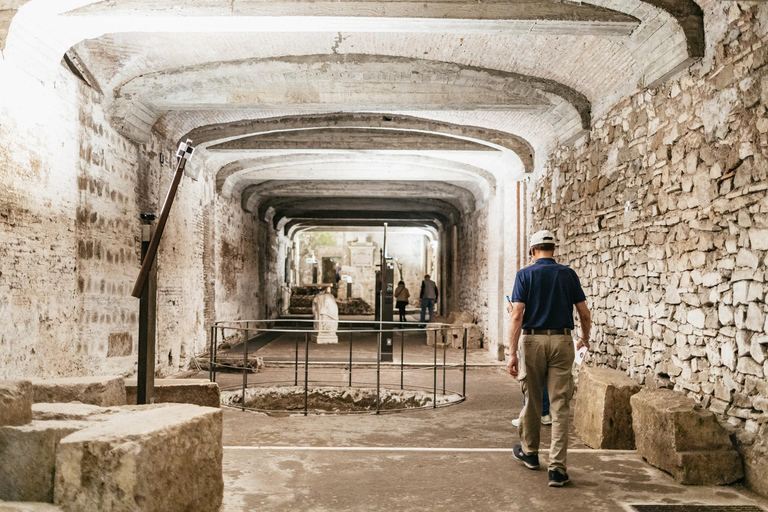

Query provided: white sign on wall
[350,247,373,267]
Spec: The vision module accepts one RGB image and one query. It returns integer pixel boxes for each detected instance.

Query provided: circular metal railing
[206,319,470,415]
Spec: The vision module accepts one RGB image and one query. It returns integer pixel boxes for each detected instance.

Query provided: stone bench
[54,404,223,512]
[124,379,220,408]
[0,380,32,427]
[574,366,641,449]
[631,388,744,485]
[30,376,126,407]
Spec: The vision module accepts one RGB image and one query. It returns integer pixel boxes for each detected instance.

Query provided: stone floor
[211,366,768,511]
[217,323,500,366]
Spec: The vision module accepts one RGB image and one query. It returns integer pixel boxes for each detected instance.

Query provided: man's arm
[507,302,525,377]
[575,301,591,350]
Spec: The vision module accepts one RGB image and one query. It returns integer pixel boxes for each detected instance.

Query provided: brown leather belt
[523,328,571,335]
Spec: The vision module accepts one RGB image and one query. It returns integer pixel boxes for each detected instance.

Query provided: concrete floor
[214,366,768,511]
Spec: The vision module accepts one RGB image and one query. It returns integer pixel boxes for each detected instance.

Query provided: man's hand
[576,337,590,351]
[506,303,513,314]
[507,353,519,377]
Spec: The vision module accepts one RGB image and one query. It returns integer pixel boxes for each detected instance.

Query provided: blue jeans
[522,379,550,417]
[420,299,435,323]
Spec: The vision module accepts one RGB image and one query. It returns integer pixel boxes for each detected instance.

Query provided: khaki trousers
[518,334,575,473]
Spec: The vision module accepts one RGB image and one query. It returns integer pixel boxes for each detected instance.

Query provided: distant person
[507,229,591,488]
[394,281,410,324]
[419,274,438,324]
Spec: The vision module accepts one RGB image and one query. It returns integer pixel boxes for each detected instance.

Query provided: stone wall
[531,2,768,496]
[0,60,142,379]
[0,58,273,378]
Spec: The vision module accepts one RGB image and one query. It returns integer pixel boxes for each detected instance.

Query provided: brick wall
[531,3,768,496]
[0,57,277,378]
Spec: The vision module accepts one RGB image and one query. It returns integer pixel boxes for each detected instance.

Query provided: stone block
[30,376,126,407]
[631,389,744,485]
[31,403,118,422]
[0,503,64,512]
[0,380,33,427]
[54,404,223,512]
[0,421,88,502]
[427,311,482,349]
[124,379,220,408]
[574,366,641,449]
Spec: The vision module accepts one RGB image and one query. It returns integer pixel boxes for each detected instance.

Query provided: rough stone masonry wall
[531,2,768,496]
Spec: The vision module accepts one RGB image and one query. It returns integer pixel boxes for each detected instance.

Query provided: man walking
[419,274,438,324]
[507,229,591,487]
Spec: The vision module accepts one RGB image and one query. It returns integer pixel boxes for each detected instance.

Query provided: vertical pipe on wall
[516,182,521,272]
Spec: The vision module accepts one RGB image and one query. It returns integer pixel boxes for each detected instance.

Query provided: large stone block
[30,376,126,407]
[631,389,743,485]
[124,379,221,408]
[31,403,116,422]
[0,421,88,502]
[0,380,32,427]
[574,366,641,449]
[0,503,64,512]
[54,404,223,512]
[427,311,482,349]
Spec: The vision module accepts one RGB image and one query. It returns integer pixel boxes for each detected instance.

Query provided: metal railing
[207,319,469,415]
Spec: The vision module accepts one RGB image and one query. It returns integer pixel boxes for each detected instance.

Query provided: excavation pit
[220,385,463,414]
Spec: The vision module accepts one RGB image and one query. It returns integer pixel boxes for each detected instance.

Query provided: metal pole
[400,330,404,390]
[463,327,468,397]
[137,223,156,405]
[215,327,222,383]
[242,328,249,412]
[209,325,214,382]
[349,330,353,387]
[295,331,299,386]
[132,141,194,298]
[376,327,381,414]
[443,329,447,395]
[433,330,437,408]
[304,331,309,416]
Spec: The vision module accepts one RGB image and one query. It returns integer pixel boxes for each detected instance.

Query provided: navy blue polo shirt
[510,258,586,330]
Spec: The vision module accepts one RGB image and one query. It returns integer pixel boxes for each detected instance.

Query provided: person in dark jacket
[419,274,438,324]
[394,281,410,324]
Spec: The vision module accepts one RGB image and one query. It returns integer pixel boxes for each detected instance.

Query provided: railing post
[209,325,214,382]
[295,331,299,387]
[443,329,447,395]
[400,330,404,390]
[376,327,381,414]
[304,331,309,416]
[433,329,437,409]
[349,329,353,387]
[462,327,468,397]
[242,327,249,412]
[216,326,223,383]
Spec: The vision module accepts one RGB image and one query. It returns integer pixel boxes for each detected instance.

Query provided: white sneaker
[511,418,520,427]
[541,414,552,426]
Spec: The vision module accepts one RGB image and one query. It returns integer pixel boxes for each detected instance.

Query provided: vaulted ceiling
[3,0,705,233]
